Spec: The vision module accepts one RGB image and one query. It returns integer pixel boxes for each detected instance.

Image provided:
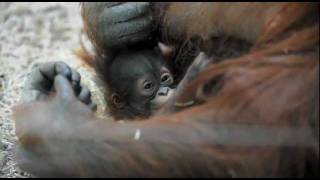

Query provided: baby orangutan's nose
[158,87,169,96]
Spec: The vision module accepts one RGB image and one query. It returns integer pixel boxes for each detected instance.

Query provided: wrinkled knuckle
[55,62,71,77]
[71,69,81,81]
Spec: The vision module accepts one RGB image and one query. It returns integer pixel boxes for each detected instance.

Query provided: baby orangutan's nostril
[158,87,169,96]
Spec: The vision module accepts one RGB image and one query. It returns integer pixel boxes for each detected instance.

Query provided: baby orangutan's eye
[161,73,170,82]
[143,81,154,90]
[160,72,173,85]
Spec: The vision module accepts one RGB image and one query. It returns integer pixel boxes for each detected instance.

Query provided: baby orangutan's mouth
[150,87,174,110]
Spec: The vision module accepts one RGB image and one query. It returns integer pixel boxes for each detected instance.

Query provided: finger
[36,61,71,81]
[106,29,151,48]
[117,28,151,46]
[53,75,75,101]
[104,2,124,8]
[70,68,81,85]
[193,52,208,67]
[30,61,72,92]
[54,62,72,80]
[82,2,124,13]
[78,86,91,104]
[37,62,59,81]
[103,2,150,24]
[26,67,53,93]
[183,52,210,82]
[104,16,152,48]
[70,68,81,94]
[107,16,152,37]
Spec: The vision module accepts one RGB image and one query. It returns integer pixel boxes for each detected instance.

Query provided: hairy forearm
[14,103,224,177]
[15,98,318,178]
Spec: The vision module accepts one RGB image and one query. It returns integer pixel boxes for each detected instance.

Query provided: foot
[21,61,97,111]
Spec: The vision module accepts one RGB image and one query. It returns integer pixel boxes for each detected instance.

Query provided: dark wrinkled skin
[81,2,154,51]
[21,61,97,111]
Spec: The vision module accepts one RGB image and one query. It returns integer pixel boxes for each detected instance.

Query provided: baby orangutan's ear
[158,42,175,60]
[111,93,125,108]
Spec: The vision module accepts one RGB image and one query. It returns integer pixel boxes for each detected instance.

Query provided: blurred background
[0,2,107,177]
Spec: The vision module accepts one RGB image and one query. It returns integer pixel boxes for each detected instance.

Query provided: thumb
[53,75,75,101]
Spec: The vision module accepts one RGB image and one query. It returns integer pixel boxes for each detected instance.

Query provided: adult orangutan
[14,2,319,177]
